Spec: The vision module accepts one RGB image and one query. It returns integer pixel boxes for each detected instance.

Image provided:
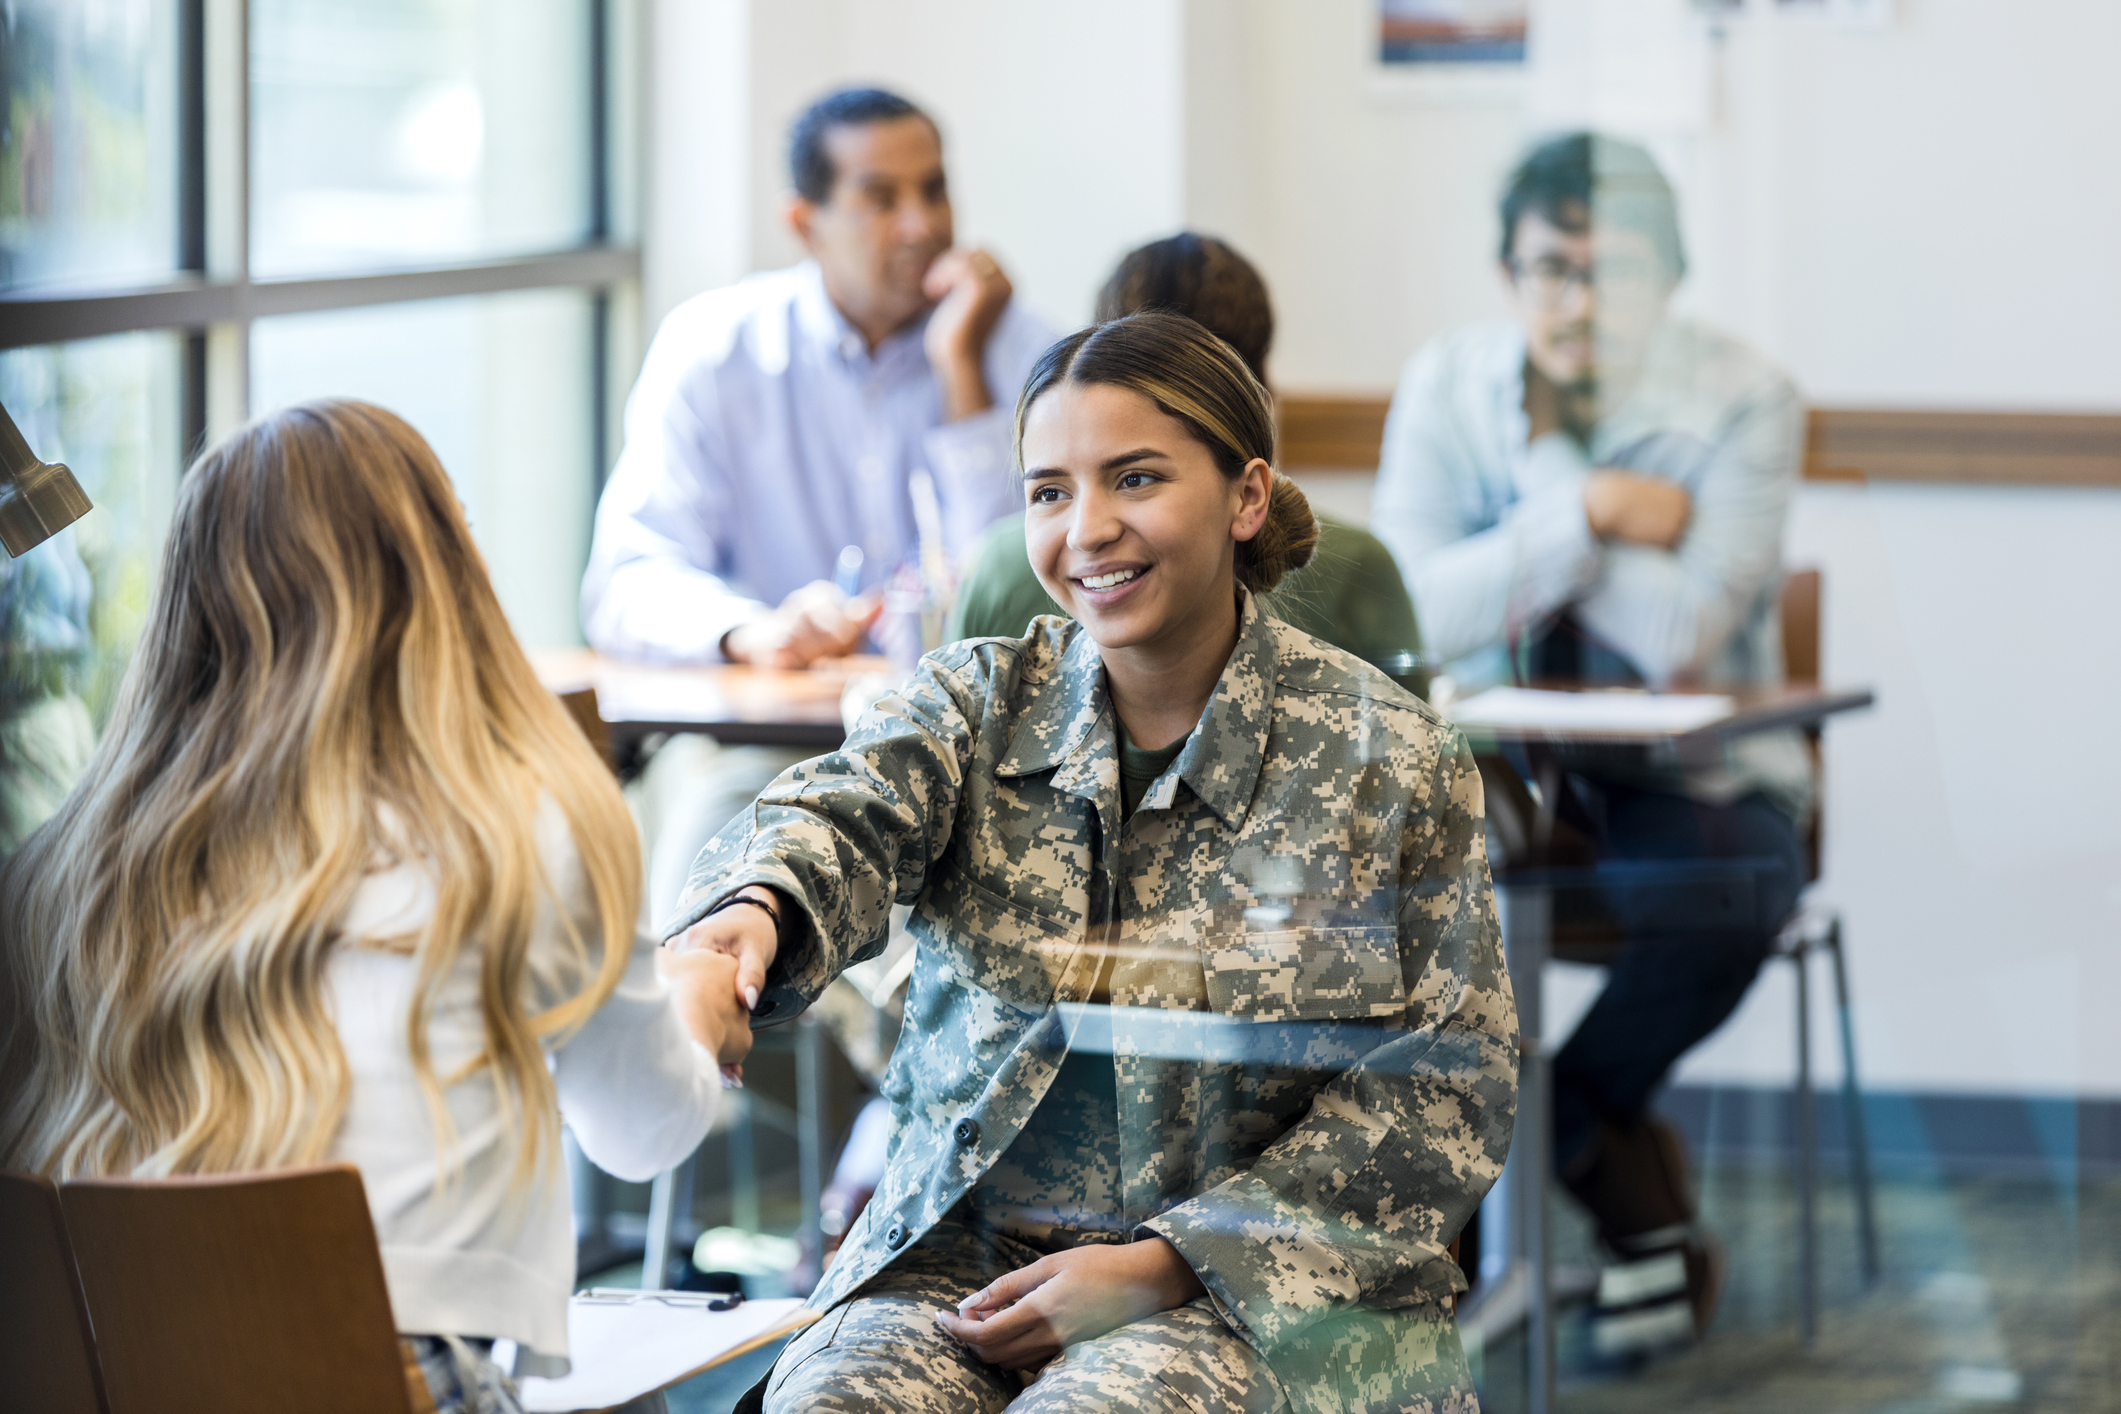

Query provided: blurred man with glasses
[1372,132,1808,1355]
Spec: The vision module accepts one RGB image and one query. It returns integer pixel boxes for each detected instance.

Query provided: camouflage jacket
[673,594,1518,1414]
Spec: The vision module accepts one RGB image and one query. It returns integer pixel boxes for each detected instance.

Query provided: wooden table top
[531,649,895,749]
[534,650,1873,761]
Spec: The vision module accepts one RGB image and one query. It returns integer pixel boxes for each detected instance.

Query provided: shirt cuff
[585,571,768,664]
[1139,1176,1361,1350]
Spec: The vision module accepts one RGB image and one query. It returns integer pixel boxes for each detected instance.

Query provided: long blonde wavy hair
[0,400,638,1187]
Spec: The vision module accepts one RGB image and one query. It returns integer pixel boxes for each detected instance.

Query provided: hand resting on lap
[934,1238,1207,1371]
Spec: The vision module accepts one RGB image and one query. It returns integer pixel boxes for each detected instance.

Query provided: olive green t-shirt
[1117,723,1187,821]
[945,511,1429,697]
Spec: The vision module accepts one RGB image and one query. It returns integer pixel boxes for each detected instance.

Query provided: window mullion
[202,0,250,437]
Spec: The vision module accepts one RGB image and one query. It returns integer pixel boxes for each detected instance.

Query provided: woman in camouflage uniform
[673,311,1518,1414]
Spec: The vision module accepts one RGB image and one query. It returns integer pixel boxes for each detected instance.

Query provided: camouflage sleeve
[663,650,985,1026]
[1141,727,1518,1351]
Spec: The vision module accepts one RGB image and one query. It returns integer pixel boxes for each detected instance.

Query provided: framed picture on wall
[1378,0,1528,65]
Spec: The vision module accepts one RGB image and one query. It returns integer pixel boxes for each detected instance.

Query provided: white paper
[1448,686,1734,734]
[518,1296,812,1414]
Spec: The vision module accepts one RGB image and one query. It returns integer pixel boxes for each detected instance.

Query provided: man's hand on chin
[923,248,1013,421]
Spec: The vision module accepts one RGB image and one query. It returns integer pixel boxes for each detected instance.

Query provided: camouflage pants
[761,1215,1285,1414]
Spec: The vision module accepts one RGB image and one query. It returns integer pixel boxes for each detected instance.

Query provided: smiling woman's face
[1020,381,1268,656]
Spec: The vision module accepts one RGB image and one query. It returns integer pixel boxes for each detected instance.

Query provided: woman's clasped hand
[933,1238,1208,1371]
[653,945,755,1072]
[666,884,784,1083]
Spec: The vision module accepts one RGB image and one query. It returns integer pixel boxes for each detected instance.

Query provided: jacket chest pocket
[1202,926,1407,1022]
[913,857,1079,1013]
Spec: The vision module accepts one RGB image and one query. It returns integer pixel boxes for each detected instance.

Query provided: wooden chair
[1767,567,1882,1344]
[557,683,613,771]
[58,1164,419,1414]
[1477,568,1878,1353]
[0,1170,108,1414]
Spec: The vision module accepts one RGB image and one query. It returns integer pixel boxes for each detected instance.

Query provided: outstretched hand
[933,1238,1205,1371]
[668,887,784,1083]
[656,946,754,1069]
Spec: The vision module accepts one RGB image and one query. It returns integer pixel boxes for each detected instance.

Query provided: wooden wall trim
[1277,393,2121,487]
[1277,395,1393,472]
[1804,408,2121,486]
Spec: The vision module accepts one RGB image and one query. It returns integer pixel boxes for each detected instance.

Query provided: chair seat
[1495,856,1786,950]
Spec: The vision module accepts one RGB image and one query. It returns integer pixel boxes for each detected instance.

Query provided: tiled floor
[1481,1162,2121,1413]
[628,1137,2121,1412]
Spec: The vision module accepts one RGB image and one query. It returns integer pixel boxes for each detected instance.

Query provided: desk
[1453,682,1872,1414]
[531,649,894,752]
[1451,682,1874,757]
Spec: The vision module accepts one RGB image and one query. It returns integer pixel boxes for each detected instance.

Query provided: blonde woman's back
[329,794,718,1374]
[0,400,727,1387]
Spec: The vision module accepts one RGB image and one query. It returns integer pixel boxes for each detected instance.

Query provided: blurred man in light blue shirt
[583,87,1055,670]
[582,87,1056,920]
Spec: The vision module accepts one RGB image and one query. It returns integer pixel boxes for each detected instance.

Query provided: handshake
[655,886,786,1082]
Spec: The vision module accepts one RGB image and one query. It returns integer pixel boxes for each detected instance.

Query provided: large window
[0,0,634,665]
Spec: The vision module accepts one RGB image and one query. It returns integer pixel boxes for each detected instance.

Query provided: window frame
[0,0,639,486]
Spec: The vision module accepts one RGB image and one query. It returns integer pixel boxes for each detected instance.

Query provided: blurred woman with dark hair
[950,233,1428,691]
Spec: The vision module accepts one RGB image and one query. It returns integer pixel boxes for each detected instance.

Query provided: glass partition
[0,331,182,720]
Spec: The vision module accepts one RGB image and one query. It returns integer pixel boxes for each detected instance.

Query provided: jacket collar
[995,593,1278,829]
[996,624,1112,803]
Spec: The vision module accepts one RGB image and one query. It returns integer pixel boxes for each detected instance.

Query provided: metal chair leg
[1794,935,1818,1348]
[797,1015,828,1270]
[1496,882,1555,1414]
[1827,918,1881,1285]
[643,1150,697,1291]
[727,1094,759,1234]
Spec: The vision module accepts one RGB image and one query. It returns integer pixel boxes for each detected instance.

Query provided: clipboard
[516,1291,818,1413]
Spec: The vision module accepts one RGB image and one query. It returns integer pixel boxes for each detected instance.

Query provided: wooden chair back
[1781,567,1826,882]
[1781,567,1822,684]
[558,684,613,771]
[0,1170,109,1414]
[58,1164,416,1414]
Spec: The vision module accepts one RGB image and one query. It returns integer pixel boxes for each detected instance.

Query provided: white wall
[646,0,1186,335]
[1683,481,2121,1098]
[1182,0,1528,392]
[640,0,2121,1096]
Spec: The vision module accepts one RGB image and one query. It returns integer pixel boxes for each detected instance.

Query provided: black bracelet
[705,892,782,936]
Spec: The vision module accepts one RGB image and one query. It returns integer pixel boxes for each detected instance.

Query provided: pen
[834,544,864,597]
[578,1287,744,1312]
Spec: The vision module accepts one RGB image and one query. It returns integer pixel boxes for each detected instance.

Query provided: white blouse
[326,800,718,1372]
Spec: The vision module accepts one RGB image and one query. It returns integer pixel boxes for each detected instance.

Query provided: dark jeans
[1549,782,1805,1174]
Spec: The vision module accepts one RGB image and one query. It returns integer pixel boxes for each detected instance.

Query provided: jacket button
[885,1222,908,1250]
[953,1118,980,1148]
